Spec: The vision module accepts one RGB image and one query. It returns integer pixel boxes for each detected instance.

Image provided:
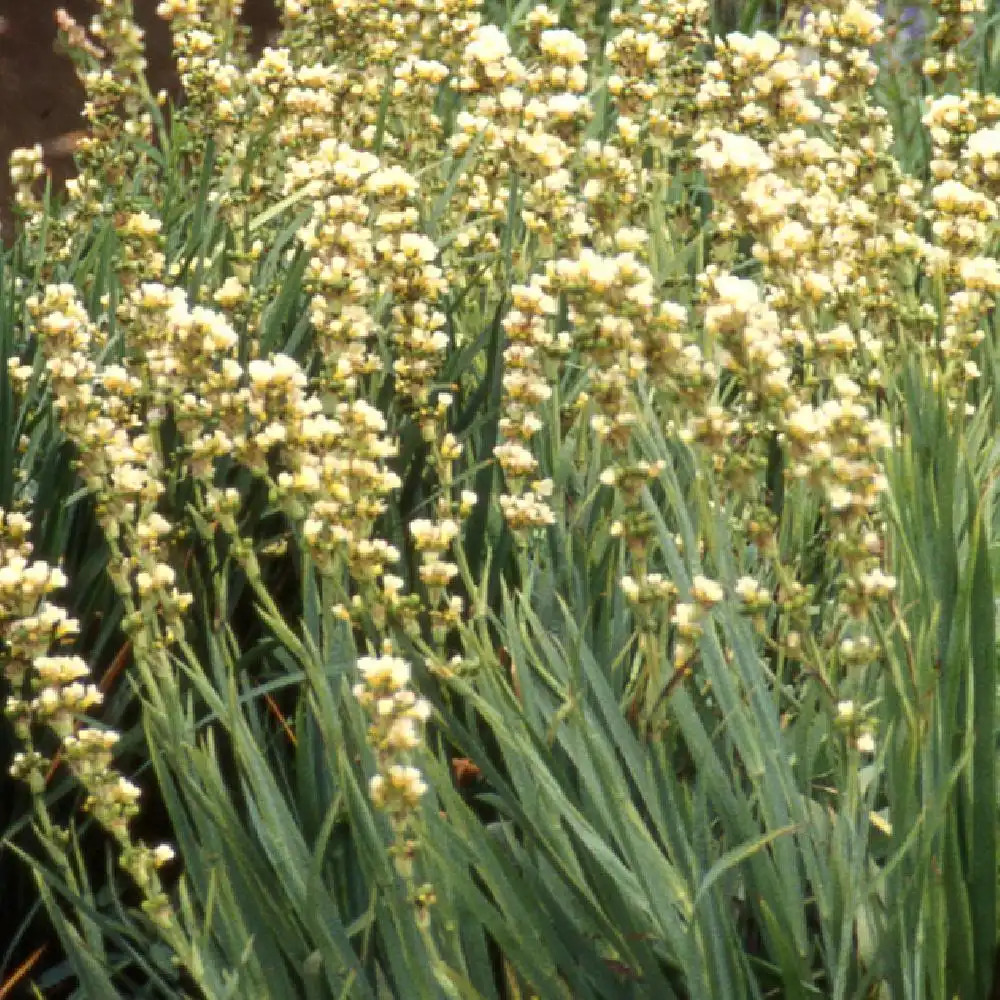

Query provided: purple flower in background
[875,3,926,70]
[877,2,927,62]
[878,3,926,39]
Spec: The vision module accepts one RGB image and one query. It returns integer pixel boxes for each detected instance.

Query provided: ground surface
[0,0,279,235]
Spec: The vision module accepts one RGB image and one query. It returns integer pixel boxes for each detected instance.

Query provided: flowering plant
[0,0,998,997]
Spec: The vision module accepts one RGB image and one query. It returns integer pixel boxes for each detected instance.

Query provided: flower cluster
[606,0,710,148]
[368,165,449,421]
[355,648,432,816]
[923,91,1000,183]
[51,3,163,281]
[157,0,250,131]
[8,144,46,237]
[18,286,192,653]
[689,1,918,693]
[246,357,402,589]
[1,509,175,928]
[447,24,525,265]
[410,517,464,640]
[696,31,820,146]
[353,646,432,899]
[515,26,593,247]
[295,142,382,389]
[662,575,726,672]
[57,1,151,159]
[922,0,984,79]
[798,2,882,112]
[494,278,559,531]
[917,95,1000,397]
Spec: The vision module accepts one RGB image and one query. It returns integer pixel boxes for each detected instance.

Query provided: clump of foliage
[1,0,999,997]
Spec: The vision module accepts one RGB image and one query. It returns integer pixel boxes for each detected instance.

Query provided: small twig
[0,946,45,1000]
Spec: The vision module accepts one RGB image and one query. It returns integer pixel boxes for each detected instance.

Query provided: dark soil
[0,0,280,236]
